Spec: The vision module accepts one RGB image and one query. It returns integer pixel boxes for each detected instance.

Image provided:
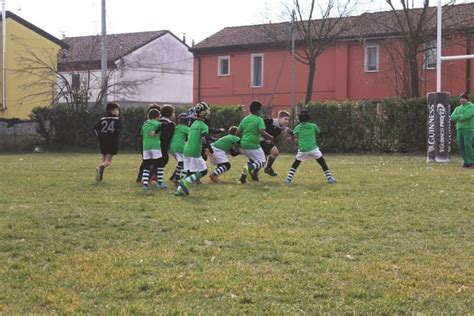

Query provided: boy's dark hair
[160,104,175,118]
[278,110,290,118]
[106,102,120,113]
[460,92,469,100]
[228,126,238,135]
[147,103,161,113]
[298,109,310,122]
[249,100,262,114]
[148,109,160,119]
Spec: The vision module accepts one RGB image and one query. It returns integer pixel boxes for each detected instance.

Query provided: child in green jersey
[136,103,161,184]
[176,102,214,196]
[236,100,273,183]
[208,126,241,183]
[169,113,191,183]
[141,109,162,191]
[285,109,336,184]
[451,92,474,168]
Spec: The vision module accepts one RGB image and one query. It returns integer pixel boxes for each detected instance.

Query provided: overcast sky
[4,0,470,44]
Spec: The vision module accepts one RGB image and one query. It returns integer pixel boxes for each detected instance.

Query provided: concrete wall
[0,120,39,152]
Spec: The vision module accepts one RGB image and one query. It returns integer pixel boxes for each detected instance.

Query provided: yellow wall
[0,18,61,119]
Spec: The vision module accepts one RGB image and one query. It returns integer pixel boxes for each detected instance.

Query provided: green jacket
[451,102,474,129]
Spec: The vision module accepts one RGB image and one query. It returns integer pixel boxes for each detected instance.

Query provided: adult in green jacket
[451,92,474,168]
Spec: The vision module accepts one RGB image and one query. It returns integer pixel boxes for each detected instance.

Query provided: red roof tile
[59,30,169,66]
[191,3,474,53]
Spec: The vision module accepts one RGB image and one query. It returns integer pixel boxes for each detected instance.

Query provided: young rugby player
[141,108,162,191]
[94,102,121,182]
[236,100,273,183]
[136,104,161,183]
[285,109,336,185]
[261,110,291,177]
[169,113,191,183]
[176,102,213,196]
[208,126,240,183]
[156,104,176,188]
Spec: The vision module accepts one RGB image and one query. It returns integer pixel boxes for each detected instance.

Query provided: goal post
[428,0,474,162]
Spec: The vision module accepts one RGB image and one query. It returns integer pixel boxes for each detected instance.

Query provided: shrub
[30,104,244,151]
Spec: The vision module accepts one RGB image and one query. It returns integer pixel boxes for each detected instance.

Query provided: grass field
[0,153,472,314]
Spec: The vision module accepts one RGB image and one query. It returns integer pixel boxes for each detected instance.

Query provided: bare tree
[290,0,355,104]
[13,42,153,146]
[378,0,467,97]
[14,45,152,110]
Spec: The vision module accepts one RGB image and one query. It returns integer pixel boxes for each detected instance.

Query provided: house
[190,3,474,113]
[0,11,68,119]
[58,30,193,106]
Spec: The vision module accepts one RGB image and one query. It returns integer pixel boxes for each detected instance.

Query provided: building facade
[58,30,193,106]
[191,3,474,114]
[0,11,67,119]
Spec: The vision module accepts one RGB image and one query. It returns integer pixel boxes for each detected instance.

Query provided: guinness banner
[427,92,451,162]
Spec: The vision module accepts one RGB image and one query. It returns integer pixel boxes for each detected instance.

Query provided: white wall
[114,32,193,104]
[58,32,193,105]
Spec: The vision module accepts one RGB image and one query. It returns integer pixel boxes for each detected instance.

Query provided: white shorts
[209,146,229,165]
[143,149,162,160]
[183,156,207,172]
[173,152,184,162]
[296,148,323,161]
[241,148,266,164]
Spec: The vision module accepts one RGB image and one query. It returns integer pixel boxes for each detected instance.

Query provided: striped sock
[157,168,164,184]
[213,164,228,176]
[324,170,333,179]
[248,161,265,171]
[142,169,150,186]
[185,171,203,185]
[174,164,183,180]
[286,167,297,182]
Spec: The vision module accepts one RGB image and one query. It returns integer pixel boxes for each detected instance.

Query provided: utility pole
[290,9,296,116]
[436,0,442,92]
[2,0,6,111]
[101,0,107,106]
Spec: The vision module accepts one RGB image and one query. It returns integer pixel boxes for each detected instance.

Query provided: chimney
[192,39,195,47]
[182,33,186,44]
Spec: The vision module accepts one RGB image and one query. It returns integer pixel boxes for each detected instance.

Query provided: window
[218,56,230,76]
[424,40,437,69]
[364,45,379,72]
[71,73,80,91]
[251,53,264,87]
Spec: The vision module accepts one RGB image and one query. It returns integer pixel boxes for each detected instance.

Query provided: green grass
[0,153,472,314]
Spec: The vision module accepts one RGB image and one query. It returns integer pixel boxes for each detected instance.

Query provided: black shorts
[99,137,118,155]
[260,141,276,156]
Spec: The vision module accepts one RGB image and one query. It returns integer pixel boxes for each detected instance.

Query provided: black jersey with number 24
[94,116,121,155]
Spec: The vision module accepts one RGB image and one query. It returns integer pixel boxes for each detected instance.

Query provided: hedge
[31,104,244,151]
[31,98,461,153]
[295,97,461,153]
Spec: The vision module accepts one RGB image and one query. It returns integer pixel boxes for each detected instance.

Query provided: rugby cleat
[209,173,219,183]
[239,166,248,184]
[174,186,185,196]
[250,169,259,181]
[178,180,190,195]
[96,166,105,182]
[264,168,277,177]
[156,182,168,190]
